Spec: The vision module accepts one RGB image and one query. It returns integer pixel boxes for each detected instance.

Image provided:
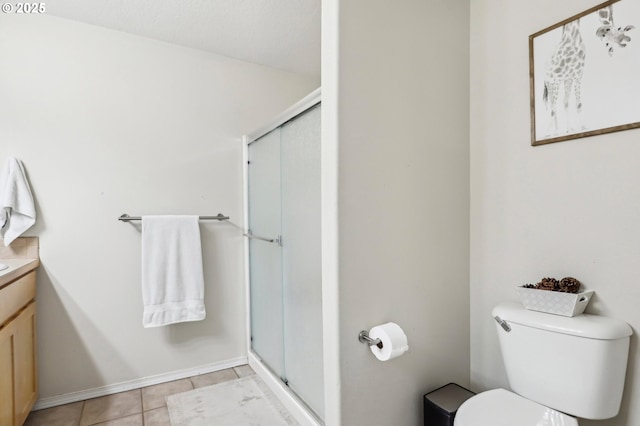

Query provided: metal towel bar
[118,213,229,222]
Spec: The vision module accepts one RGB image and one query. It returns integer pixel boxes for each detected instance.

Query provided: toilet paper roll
[369,322,409,361]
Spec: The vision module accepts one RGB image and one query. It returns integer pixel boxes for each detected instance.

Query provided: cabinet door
[14,302,37,426]
[0,319,17,426]
[0,302,37,426]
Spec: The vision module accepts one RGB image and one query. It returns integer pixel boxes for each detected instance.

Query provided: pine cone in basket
[536,277,559,291]
[522,277,582,293]
[558,277,581,293]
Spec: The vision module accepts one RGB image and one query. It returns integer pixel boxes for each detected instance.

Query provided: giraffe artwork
[542,20,586,138]
[596,5,634,56]
[530,0,640,146]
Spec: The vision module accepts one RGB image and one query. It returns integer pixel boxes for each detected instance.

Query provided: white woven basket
[516,287,594,317]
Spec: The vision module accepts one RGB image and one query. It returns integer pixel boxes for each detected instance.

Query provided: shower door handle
[244,230,283,246]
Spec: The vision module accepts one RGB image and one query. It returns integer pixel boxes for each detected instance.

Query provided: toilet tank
[492,302,632,420]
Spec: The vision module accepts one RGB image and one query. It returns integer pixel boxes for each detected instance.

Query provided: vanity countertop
[0,258,40,289]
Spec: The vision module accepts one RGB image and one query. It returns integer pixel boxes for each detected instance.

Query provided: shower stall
[243,89,323,425]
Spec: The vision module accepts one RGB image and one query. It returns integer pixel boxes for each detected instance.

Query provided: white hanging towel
[141,215,206,327]
[0,157,36,246]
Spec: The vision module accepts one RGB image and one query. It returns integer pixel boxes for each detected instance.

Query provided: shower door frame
[242,88,322,426]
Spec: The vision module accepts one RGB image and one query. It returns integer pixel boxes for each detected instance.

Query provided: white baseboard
[33,356,248,411]
[248,351,323,426]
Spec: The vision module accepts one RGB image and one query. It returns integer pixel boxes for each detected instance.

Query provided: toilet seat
[454,388,578,426]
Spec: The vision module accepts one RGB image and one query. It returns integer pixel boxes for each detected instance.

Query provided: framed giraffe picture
[529,0,640,146]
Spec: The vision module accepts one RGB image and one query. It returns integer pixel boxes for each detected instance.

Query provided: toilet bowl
[454,389,578,426]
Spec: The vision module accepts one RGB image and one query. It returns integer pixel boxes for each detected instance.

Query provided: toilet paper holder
[359,330,384,349]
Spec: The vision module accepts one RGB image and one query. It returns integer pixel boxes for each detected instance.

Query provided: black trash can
[423,383,475,426]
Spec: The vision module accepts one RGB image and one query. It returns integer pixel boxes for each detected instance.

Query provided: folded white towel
[0,157,36,246]
[141,215,206,327]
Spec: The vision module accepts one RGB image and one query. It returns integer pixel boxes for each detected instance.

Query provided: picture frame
[529,0,640,146]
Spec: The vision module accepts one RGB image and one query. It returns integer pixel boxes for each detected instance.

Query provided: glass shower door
[280,105,324,418]
[248,128,285,380]
[248,104,324,420]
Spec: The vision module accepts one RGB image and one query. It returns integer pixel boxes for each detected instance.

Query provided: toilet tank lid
[493,302,633,340]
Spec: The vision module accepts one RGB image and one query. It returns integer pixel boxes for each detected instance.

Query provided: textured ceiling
[46,0,321,79]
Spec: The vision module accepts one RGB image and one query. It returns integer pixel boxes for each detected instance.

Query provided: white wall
[0,13,318,401]
[323,1,470,424]
[470,2,640,425]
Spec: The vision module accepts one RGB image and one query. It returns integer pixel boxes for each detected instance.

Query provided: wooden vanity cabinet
[0,271,37,426]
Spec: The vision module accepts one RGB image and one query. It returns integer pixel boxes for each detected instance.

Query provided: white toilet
[455,301,633,425]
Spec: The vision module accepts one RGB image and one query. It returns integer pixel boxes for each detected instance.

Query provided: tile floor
[25,365,255,426]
